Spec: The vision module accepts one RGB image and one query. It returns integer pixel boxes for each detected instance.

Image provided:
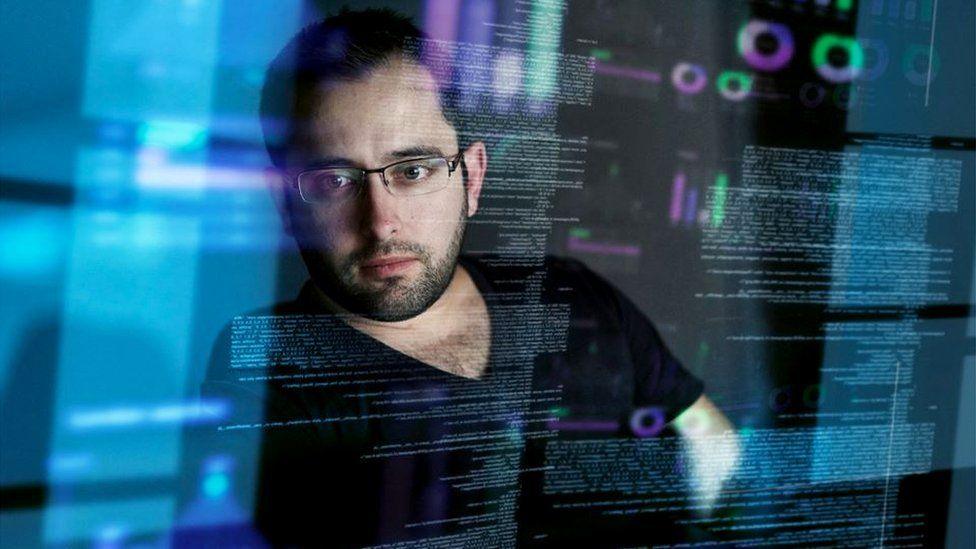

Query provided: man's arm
[556,258,740,513]
[672,394,741,514]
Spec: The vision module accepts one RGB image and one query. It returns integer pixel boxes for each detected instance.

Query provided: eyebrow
[383,146,447,162]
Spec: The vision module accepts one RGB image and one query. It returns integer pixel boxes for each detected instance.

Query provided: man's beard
[301,197,468,322]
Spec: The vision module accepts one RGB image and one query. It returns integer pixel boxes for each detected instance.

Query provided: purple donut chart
[629,406,666,437]
[737,20,795,72]
[671,62,708,94]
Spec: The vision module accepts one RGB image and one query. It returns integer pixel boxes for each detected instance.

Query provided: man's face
[278,57,478,322]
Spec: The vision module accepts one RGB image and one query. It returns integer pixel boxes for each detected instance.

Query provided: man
[177,8,739,547]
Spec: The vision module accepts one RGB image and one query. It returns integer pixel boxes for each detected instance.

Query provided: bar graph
[669,171,729,228]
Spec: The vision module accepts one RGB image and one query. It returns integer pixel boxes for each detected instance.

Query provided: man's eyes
[397,164,431,180]
[311,171,357,189]
[299,158,443,198]
[390,160,439,182]
[326,174,356,187]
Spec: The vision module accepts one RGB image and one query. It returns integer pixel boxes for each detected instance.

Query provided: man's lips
[359,256,419,278]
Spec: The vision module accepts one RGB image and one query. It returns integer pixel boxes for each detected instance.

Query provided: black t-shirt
[175,255,703,547]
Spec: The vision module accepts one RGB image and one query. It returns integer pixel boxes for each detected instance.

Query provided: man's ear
[462,141,487,218]
[263,166,294,236]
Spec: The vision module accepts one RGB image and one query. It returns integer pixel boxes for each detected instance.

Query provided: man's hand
[672,395,741,515]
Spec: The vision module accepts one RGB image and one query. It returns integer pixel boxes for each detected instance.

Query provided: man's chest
[530,320,641,436]
[403,306,491,379]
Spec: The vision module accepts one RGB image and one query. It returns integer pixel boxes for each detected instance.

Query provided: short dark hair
[259,8,455,169]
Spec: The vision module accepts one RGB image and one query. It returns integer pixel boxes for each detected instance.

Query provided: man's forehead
[296,58,456,159]
[318,56,441,95]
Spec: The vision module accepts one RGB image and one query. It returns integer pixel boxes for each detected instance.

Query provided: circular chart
[857,38,890,81]
[738,20,795,72]
[799,82,826,107]
[671,62,708,94]
[716,70,754,101]
[812,33,864,83]
[629,406,666,437]
[902,44,940,86]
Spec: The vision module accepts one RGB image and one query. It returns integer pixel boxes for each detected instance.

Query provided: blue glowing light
[68,399,228,430]
[203,472,230,499]
[136,120,208,151]
[0,211,66,278]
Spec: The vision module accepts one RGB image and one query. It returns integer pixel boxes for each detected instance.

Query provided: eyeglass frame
[290,150,466,205]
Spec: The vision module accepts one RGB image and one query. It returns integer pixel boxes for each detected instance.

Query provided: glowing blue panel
[82,0,222,121]
[43,498,173,545]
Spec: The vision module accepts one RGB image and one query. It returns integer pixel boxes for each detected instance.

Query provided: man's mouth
[359,255,419,279]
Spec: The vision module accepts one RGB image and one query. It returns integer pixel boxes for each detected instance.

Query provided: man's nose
[358,172,400,241]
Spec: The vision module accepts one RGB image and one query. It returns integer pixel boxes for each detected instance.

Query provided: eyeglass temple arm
[449,150,464,174]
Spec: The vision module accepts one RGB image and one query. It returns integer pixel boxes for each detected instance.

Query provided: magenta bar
[594,62,662,83]
[422,0,461,85]
[684,187,698,225]
[458,0,493,45]
[567,237,641,257]
[669,171,685,224]
[424,0,460,42]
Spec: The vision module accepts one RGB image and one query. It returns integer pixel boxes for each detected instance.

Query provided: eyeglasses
[293,151,464,205]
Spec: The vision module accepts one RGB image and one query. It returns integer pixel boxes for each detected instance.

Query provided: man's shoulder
[203,284,347,380]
